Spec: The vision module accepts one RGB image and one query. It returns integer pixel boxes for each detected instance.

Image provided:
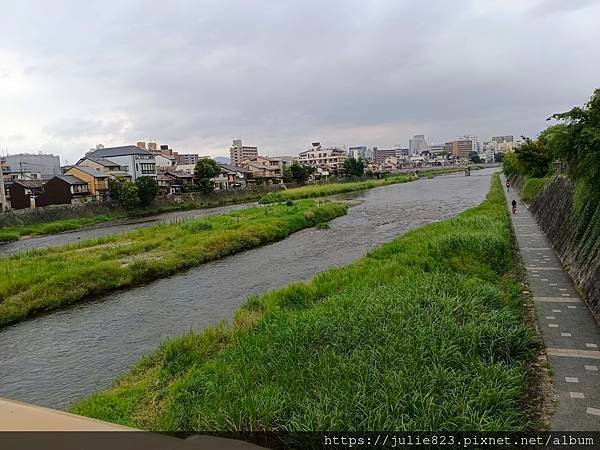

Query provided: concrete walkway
[503,178,600,430]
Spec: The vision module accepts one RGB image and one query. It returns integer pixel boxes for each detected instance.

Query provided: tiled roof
[55,175,87,185]
[11,180,45,188]
[70,165,108,178]
[85,146,152,158]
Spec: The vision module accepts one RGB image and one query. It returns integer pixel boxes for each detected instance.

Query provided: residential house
[36,176,91,207]
[241,158,283,185]
[8,180,45,209]
[217,164,252,188]
[81,145,156,181]
[77,157,132,181]
[156,169,195,194]
[64,166,110,202]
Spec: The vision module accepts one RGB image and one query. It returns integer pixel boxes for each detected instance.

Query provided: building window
[140,163,156,174]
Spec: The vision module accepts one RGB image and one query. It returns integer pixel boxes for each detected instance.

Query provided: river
[0,169,496,409]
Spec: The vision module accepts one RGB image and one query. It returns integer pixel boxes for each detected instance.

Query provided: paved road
[503,178,600,431]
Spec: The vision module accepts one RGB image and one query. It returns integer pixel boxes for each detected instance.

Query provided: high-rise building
[492,135,515,153]
[408,135,428,156]
[444,140,474,158]
[373,147,397,164]
[461,135,480,153]
[348,146,367,159]
[230,139,258,166]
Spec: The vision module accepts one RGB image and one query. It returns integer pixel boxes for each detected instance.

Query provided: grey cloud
[0,0,599,161]
[43,117,130,140]
[529,0,595,16]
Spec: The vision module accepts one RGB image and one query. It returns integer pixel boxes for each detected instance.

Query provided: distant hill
[214,156,230,164]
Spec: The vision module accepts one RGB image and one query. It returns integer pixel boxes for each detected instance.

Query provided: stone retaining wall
[527,175,600,319]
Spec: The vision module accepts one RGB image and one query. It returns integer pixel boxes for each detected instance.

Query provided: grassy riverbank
[73,174,538,435]
[258,167,471,204]
[259,175,416,203]
[0,166,474,243]
[0,190,269,244]
[0,214,127,243]
[0,200,347,327]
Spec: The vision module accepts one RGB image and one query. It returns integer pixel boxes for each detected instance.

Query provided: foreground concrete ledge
[0,397,268,449]
[0,397,135,431]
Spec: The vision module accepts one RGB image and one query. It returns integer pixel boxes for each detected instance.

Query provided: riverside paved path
[503,178,600,430]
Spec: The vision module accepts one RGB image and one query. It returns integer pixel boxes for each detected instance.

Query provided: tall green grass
[521,177,548,203]
[259,175,416,204]
[259,167,475,204]
[73,174,537,435]
[0,215,124,243]
[0,200,347,327]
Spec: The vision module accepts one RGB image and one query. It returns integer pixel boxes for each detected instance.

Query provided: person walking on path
[506,179,511,192]
[511,199,517,214]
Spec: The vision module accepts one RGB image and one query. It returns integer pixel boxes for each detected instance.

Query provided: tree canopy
[135,176,159,206]
[283,162,314,184]
[110,180,139,209]
[194,159,219,193]
[503,88,600,187]
[344,157,365,177]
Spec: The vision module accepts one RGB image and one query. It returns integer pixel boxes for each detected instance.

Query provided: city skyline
[1,0,599,162]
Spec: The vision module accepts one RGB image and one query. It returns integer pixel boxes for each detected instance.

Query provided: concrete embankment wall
[518,175,600,319]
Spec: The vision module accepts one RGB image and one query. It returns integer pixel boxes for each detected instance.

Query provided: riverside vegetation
[0,200,347,327]
[0,189,272,244]
[258,167,472,204]
[72,174,539,436]
[0,166,470,243]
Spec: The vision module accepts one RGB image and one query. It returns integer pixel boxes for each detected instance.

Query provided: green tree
[135,176,159,206]
[344,157,365,177]
[513,137,552,178]
[110,180,139,209]
[547,88,600,189]
[194,158,219,193]
[289,162,314,184]
[469,152,482,164]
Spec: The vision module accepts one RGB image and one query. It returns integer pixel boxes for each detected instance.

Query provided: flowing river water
[0,168,496,409]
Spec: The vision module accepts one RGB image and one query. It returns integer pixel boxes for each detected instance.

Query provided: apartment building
[408,135,428,156]
[373,147,397,164]
[444,140,474,158]
[230,139,258,166]
[297,142,346,171]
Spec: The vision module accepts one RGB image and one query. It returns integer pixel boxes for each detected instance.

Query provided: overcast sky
[1,0,599,163]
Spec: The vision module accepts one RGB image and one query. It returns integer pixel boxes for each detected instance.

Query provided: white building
[297,142,346,171]
[81,146,157,181]
[408,135,428,156]
[155,154,177,168]
[482,141,498,163]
